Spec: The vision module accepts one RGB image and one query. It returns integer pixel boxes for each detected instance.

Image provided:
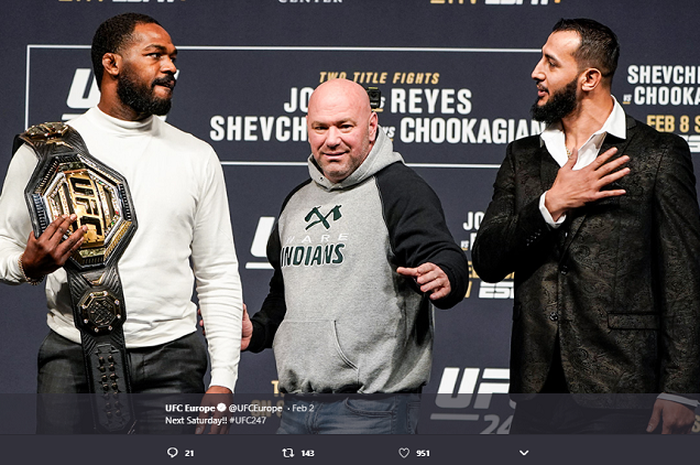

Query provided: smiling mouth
[323,150,347,158]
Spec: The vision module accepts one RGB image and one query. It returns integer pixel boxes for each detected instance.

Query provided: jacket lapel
[540,143,559,193]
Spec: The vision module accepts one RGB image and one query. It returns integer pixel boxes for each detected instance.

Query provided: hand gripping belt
[16,122,138,434]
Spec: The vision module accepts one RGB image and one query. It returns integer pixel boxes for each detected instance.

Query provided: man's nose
[325,126,341,146]
[531,59,545,81]
[162,56,177,74]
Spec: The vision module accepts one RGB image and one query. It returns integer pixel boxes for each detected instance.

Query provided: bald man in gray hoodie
[241,79,469,434]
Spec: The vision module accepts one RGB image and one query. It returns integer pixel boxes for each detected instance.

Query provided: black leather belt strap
[17,122,138,434]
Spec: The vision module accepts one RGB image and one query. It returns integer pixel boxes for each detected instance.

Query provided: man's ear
[101,52,121,78]
[368,111,379,143]
[580,67,602,92]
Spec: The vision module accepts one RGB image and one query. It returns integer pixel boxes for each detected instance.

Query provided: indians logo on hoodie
[280,205,347,268]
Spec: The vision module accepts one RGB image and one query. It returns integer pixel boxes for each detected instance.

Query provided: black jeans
[37,330,207,434]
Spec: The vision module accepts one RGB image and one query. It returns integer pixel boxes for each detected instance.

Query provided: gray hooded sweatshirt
[249,129,469,394]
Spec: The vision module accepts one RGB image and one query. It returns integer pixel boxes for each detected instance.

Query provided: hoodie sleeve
[247,180,311,352]
[248,222,286,352]
[375,162,469,309]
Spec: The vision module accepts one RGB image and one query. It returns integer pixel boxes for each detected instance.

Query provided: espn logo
[478,281,514,299]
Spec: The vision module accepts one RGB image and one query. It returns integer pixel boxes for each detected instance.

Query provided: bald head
[308,79,373,121]
[306,79,379,184]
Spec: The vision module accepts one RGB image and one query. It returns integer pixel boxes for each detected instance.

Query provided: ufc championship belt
[16,122,138,434]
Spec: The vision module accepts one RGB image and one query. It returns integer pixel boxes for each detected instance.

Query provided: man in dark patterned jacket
[473,18,700,434]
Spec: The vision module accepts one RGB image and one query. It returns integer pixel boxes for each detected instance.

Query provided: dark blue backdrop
[1,0,699,434]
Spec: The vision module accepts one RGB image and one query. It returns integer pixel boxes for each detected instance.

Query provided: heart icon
[398,448,410,459]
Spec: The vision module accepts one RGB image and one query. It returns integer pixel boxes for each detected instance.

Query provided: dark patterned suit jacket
[473,115,700,407]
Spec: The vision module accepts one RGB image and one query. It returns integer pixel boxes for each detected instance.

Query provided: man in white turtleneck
[0,13,243,434]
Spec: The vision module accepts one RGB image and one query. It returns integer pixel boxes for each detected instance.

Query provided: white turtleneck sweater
[0,107,243,391]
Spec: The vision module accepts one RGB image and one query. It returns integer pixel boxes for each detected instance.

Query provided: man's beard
[530,79,578,125]
[116,69,175,116]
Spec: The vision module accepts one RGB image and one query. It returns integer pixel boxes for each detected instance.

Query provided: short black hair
[552,18,620,82]
[91,13,160,89]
